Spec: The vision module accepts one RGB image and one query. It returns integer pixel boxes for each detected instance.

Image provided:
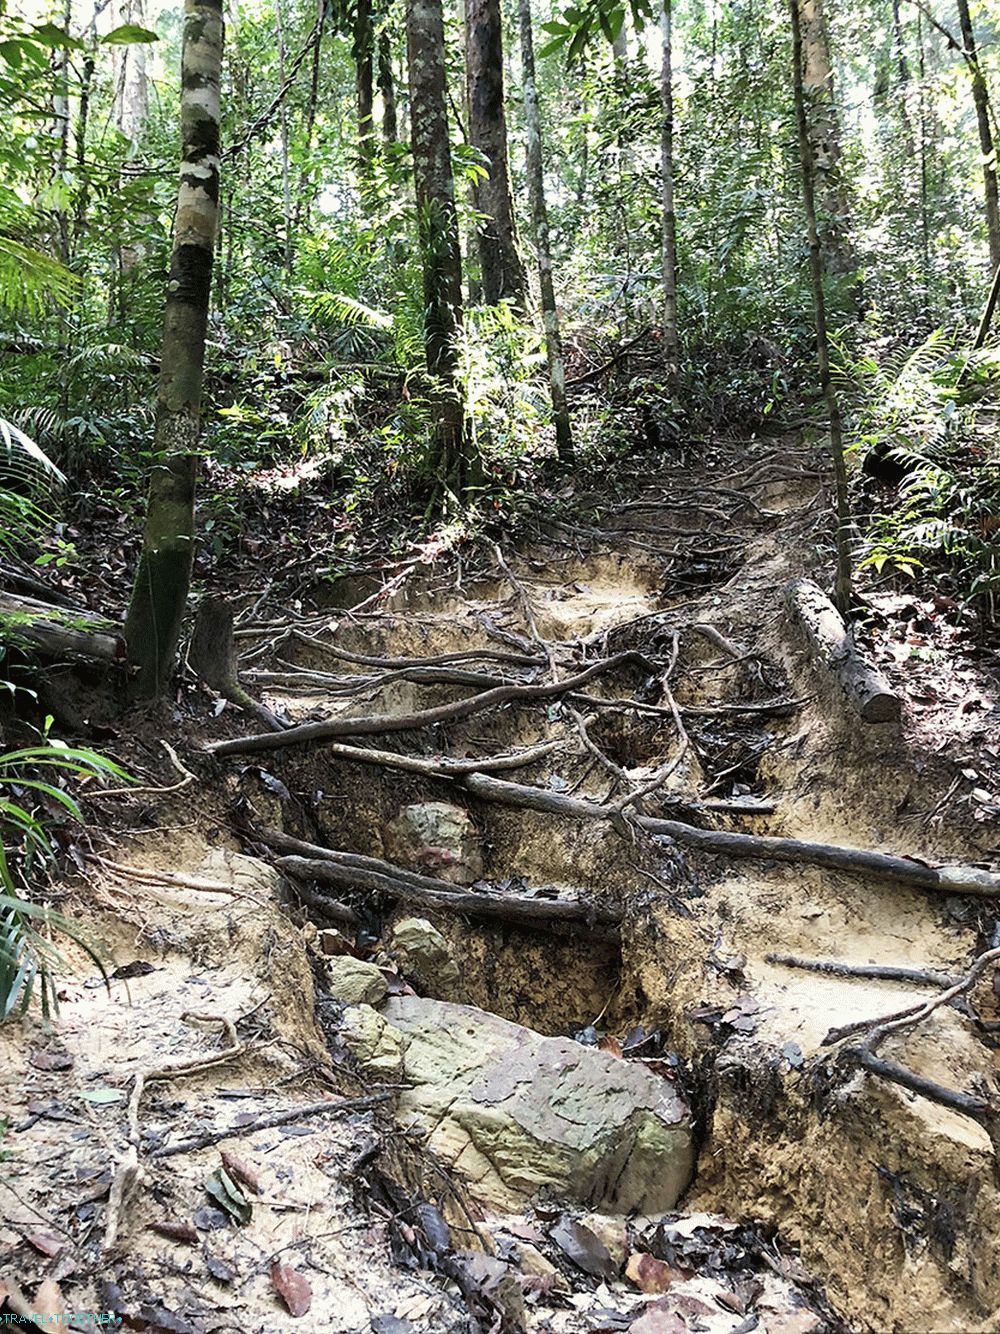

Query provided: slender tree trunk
[660,0,679,389]
[406,0,474,495]
[955,0,1000,270]
[466,0,528,307]
[293,0,325,232]
[125,0,224,697]
[795,0,854,277]
[518,0,573,460]
[377,30,398,144]
[274,0,293,268]
[110,0,150,310]
[356,0,376,174]
[789,0,852,615]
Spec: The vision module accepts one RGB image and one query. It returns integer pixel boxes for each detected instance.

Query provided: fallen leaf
[111,961,156,980]
[80,1088,123,1104]
[29,1049,73,1072]
[205,1253,236,1283]
[624,1253,683,1294]
[271,1260,312,1317]
[371,1318,414,1334]
[204,1168,252,1225]
[220,1150,260,1195]
[192,1205,229,1230]
[764,1310,822,1334]
[26,1232,65,1258]
[149,1220,199,1245]
[598,1035,623,1058]
[629,1299,686,1334]
[33,1280,65,1317]
[549,1216,618,1281]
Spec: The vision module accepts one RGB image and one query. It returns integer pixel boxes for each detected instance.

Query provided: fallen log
[784,577,900,723]
[0,589,125,663]
[249,825,620,936]
[460,774,1000,897]
[205,651,655,757]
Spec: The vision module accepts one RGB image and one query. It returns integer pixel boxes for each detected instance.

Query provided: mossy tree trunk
[790,0,852,616]
[406,0,474,496]
[377,29,398,144]
[518,0,573,461]
[355,0,376,173]
[796,0,856,281]
[955,0,1000,270]
[466,0,528,309]
[124,0,224,697]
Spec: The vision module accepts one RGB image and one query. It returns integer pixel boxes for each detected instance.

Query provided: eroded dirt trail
[2,436,999,1333]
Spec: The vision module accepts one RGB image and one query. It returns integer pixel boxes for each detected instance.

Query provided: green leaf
[30,23,85,50]
[101,24,159,44]
[205,1168,252,1225]
[81,1087,123,1103]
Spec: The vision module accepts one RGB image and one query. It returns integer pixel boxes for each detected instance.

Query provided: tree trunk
[955,0,1000,270]
[660,0,679,388]
[377,30,398,144]
[274,0,293,268]
[124,0,224,697]
[518,0,573,460]
[466,0,528,308]
[406,0,474,495]
[355,0,376,174]
[114,0,149,142]
[789,0,852,615]
[795,0,854,277]
[293,0,325,232]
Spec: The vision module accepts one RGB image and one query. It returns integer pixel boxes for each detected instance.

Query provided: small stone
[385,803,483,886]
[390,917,462,999]
[340,1005,404,1077]
[580,1213,628,1268]
[516,1242,569,1291]
[326,956,387,1007]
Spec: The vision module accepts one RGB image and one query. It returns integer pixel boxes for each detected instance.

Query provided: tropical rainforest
[0,0,999,1327]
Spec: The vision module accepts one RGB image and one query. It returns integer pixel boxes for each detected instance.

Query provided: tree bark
[518,0,573,460]
[789,0,853,615]
[406,0,474,494]
[355,0,376,173]
[660,0,679,388]
[124,0,224,697]
[795,0,855,278]
[784,578,900,721]
[0,591,125,663]
[377,30,398,144]
[955,0,1000,270]
[466,0,528,308]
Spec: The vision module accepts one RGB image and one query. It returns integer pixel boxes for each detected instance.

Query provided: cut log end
[785,577,901,726]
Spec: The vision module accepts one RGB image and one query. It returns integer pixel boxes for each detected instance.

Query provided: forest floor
[2,431,1000,1334]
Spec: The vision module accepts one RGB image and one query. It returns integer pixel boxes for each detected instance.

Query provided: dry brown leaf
[25,1232,65,1258]
[629,1300,687,1334]
[597,1035,623,1058]
[271,1261,312,1317]
[220,1150,261,1195]
[150,1220,199,1245]
[33,1280,66,1317]
[624,1252,684,1294]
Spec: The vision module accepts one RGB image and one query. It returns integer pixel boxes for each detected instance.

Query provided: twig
[104,1013,249,1249]
[88,741,194,801]
[89,856,266,904]
[767,953,959,987]
[151,1092,392,1159]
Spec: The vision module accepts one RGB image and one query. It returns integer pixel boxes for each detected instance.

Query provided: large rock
[381,997,694,1214]
[384,802,483,886]
[340,1004,404,1077]
[326,956,387,1007]
[389,916,463,999]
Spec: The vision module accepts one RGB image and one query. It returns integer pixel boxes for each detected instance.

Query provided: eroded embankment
[3,436,999,1333]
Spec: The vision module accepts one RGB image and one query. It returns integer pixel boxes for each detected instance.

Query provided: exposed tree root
[459,774,1000,896]
[766,952,959,987]
[205,651,656,756]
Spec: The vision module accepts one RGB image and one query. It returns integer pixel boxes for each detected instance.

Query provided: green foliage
[842,332,1000,616]
[0,737,129,1020]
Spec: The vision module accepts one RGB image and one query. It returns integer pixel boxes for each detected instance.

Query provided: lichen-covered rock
[380,997,694,1214]
[326,956,387,1007]
[389,916,463,999]
[340,1004,404,1077]
[385,802,483,885]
